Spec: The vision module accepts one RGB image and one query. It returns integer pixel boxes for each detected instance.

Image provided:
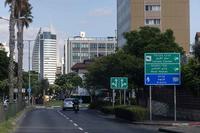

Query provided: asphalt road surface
[15,108,159,133]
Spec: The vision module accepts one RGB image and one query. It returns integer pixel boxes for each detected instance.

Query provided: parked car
[62,98,75,110]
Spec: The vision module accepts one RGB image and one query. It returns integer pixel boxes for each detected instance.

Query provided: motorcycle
[73,104,79,113]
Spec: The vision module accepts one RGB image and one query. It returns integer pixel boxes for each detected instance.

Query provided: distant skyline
[0,0,200,70]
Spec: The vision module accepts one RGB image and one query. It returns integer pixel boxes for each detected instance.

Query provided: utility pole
[28,40,31,105]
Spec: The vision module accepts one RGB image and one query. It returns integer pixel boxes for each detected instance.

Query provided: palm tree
[5,0,33,103]
[16,1,33,103]
[5,0,16,103]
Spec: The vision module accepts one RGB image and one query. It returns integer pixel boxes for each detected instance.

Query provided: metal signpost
[27,87,31,105]
[110,77,128,107]
[144,53,181,121]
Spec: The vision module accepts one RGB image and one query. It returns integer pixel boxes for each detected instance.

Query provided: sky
[0,0,200,71]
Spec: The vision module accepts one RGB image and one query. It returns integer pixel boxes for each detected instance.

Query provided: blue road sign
[27,88,31,93]
[145,74,181,85]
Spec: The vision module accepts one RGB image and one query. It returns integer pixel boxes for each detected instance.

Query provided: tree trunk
[17,21,24,103]
[8,0,16,103]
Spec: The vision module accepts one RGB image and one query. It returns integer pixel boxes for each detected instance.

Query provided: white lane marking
[73,123,78,127]
[57,110,88,133]
[78,127,83,131]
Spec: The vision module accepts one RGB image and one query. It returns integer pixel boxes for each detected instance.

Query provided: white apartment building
[64,32,117,74]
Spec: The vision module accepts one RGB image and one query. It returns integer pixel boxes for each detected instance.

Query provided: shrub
[100,106,114,114]
[114,105,148,121]
[89,101,111,109]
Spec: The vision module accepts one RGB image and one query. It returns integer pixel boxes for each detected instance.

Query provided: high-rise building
[117,0,190,53]
[32,29,57,84]
[64,32,117,74]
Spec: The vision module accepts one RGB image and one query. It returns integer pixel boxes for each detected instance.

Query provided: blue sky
[0,0,200,70]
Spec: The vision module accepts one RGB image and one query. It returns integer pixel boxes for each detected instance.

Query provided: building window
[81,43,89,48]
[73,43,80,48]
[145,5,160,11]
[98,43,106,48]
[145,19,160,25]
[81,52,89,57]
[90,43,97,49]
[107,43,114,49]
[90,52,97,58]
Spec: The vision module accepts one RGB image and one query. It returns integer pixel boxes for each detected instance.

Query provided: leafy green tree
[123,27,184,57]
[55,73,82,97]
[86,50,143,89]
[0,79,9,100]
[182,42,200,96]
[182,59,200,96]
[193,42,200,62]
[40,78,49,96]
[48,84,60,95]
[0,50,9,81]
[22,71,40,96]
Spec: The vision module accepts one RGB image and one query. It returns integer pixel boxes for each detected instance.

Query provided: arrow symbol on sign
[146,77,150,83]
[121,79,127,87]
[112,79,118,87]
[174,68,179,71]
[174,57,179,61]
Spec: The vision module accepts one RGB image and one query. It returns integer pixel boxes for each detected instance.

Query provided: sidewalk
[132,121,200,126]
[159,126,200,133]
[132,121,200,133]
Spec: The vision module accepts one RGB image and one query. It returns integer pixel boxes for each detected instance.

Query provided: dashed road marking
[78,127,83,131]
[73,123,78,127]
[57,110,88,133]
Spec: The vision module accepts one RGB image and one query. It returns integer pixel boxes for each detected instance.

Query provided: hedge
[89,101,111,109]
[114,105,148,121]
[100,106,114,114]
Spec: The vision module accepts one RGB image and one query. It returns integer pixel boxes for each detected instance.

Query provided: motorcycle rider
[73,99,79,112]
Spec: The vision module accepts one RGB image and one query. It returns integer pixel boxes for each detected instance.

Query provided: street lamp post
[24,40,35,105]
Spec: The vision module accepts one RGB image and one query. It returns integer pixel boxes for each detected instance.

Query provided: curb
[189,122,200,126]
[132,122,173,126]
[13,106,34,132]
[158,128,183,133]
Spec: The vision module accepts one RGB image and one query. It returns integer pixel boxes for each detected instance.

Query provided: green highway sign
[145,53,180,64]
[145,53,181,74]
[110,77,128,89]
[145,64,180,74]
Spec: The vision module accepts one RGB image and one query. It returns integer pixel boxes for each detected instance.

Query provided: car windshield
[64,99,74,102]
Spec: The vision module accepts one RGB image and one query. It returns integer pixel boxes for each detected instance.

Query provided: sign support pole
[174,85,177,121]
[119,90,122,105]
[150,86,152,121]
[112,89,115,108]
[124,90,126,105]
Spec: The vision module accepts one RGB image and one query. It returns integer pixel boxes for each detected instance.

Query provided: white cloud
[89,7,113,17]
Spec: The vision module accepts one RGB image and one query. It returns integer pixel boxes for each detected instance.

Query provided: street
[15,108,159,133]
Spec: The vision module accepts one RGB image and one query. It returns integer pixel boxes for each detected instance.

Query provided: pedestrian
[3,99,8,111]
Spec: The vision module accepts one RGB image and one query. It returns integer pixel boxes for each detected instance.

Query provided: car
[62,98,75,110]
[103,97,112,102]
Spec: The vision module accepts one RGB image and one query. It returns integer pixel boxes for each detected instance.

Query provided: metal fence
[0,102,25,123]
